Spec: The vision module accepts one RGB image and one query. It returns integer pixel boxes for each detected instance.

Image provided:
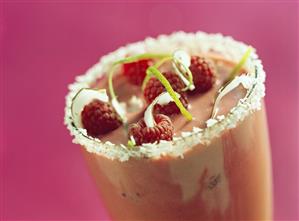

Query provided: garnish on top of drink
[67,39,254,149]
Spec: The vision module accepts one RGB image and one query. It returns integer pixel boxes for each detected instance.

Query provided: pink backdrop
[1,1,298,220]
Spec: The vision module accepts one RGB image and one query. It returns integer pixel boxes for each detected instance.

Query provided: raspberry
[123,59,152,86]
[189,56,215,94]
[143,72,188,116]
[81,99,122,136]
[128,114,174,145]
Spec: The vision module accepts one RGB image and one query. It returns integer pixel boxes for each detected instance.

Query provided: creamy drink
[65,32,272,220]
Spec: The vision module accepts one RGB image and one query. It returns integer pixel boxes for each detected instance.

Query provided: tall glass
[82,102,272,221]
[65,32,272,220]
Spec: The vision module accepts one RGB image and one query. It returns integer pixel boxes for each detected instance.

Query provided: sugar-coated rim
[64,31,265,162]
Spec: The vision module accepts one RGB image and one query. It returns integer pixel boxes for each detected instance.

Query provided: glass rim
[64,31,265,161]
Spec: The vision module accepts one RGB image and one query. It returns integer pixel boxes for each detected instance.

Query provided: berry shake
[65,32,272,220]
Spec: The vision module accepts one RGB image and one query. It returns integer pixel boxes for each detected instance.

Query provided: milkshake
[65,32,272,220]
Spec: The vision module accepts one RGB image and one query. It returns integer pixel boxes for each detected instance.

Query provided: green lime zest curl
[225,47,252,85]
[141,56,172,91]
[146,66,193,121]
[127,140,135,148]
[154,56,173,68]
[141,74,152,91]
[108,53,171,100]
[113,53,171,65]
[108,65,118,100]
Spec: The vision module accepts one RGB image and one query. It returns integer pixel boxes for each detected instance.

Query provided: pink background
[1,1,298,220]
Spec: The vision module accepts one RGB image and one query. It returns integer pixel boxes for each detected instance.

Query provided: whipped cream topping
[64,31,266,161]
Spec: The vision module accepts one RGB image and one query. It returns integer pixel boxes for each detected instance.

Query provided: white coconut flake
[71,88,109,128]
[129,136,136,146]
[211,74,253,118]
[111,98,127,122]
[64,31,266,161]
[173,50,191,67]
[217,115,225,121]
[181,131,192,137]
[144,92,180,128]
[172,50,195,90]
[206,118,218,127]
[173,137,181,142]
[193,127,202,133]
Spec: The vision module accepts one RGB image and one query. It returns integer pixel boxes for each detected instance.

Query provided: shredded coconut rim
[64,31,266,161]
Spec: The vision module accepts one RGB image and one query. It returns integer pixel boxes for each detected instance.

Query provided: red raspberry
[143,72,188,116]
[123,59,152,86]
[128,114,174,145]
[189,56,215,94]
[81,99,122,136]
